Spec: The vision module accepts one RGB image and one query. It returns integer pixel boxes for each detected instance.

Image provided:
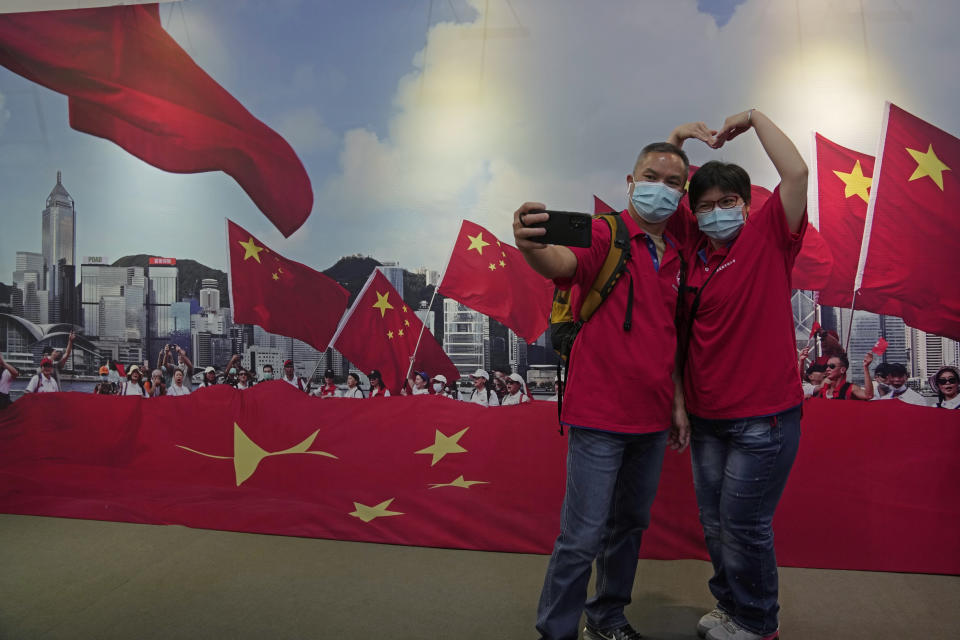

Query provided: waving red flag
[227,220,348,352]
[0,4,312,237]
[856,103,960,340]
[813,133,876,307]
[334,270,459,393]
[593,195,616,214]
[438,220,554,343]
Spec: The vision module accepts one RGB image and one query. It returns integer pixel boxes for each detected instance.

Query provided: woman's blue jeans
[690,406,801,636]
[536,426,669,640]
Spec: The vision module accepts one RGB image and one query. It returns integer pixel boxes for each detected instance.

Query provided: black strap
[623,273,634,331]
[677,255,724,377]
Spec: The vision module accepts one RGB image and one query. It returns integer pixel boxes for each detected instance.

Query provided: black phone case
[525,210,592,248]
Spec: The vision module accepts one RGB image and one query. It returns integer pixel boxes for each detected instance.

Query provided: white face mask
[629,180,683,223]
[433,382,443,392]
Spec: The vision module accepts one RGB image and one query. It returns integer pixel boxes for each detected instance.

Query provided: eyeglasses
[937,377,958,385]
[825,364,839,369]
[694,195,741,214]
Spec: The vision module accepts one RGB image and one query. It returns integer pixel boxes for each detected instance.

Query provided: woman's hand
[712,109,754,148]
[668,121,718,148]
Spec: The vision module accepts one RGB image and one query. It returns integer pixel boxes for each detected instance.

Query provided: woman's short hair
[688,161,752,210]
[829,352,850,369]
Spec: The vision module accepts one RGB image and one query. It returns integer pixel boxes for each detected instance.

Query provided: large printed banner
[0,384,957,575]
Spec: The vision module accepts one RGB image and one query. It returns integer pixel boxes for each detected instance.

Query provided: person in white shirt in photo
[874,363,928,406]
[466,369,499,406]
[24,357,60,394]
[167,367,192,397]
[501,372,532,406]
[367,369,391,398]
[0,352,20,409]
[339,372,365,398]
[119,365,149,397]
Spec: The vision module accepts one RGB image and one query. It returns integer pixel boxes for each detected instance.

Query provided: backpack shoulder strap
[579,213,631,322]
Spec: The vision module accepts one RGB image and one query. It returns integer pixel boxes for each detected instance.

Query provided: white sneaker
[705,617,779,640]
[697,608,728,638]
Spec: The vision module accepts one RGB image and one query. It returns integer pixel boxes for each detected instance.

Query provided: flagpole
[406,250,454,380]
[845,102,891,353]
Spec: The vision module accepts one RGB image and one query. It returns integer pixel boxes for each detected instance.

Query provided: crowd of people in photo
[0,339,545,408]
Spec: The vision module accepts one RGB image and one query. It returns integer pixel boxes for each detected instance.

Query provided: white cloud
[274,106,338,154]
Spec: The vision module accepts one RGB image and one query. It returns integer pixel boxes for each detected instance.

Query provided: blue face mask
[629,181,682,223]
[263,372,274,380]
[697,205,745,242]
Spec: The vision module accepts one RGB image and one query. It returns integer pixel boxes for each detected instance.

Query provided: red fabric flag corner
[872,337,889,355]
[593,195,616,214]
[0,4,312,237]
[814,133,876,308]
[808,321,821,339]
[438,220,554,343]
[227,220,349,352]
[857,104,960,340]
[334,270,459,393]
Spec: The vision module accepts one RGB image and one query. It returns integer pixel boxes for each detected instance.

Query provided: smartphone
[523,209,592,248]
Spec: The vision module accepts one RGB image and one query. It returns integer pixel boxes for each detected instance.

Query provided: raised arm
[177,347,194,373]
[714,109,808,233]
[0,352,18,380]
[56,330,76,371]
[667,121,718,150]
[513,202,578,280]
[849,352,876,400]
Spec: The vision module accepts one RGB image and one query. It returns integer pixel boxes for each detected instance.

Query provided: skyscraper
[443,298,488,377]
[199,279,220,312]
[377,262,404,299]
[41,171,76,323]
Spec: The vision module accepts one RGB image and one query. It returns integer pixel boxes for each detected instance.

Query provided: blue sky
[1,0,958,288]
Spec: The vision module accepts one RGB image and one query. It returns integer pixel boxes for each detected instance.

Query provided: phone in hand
[522,209,592,248]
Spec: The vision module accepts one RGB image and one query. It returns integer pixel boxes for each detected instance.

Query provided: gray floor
[0,514,957,639]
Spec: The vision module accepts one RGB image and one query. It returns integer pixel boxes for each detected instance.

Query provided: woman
[367,369,391,398]
[812,352,874,400]
[147,369,167,397]
[198,366,219,388]
[492,376,508,403]
[408,371,431,395]
[167,368,191,397]
[313,369,338,398]
[931,365,960,409]
[670,109,809,640]
[501,372,531,405]
[120,365,148,397]
[340,372,365,398]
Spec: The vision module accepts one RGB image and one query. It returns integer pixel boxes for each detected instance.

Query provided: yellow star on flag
[238,237,265,263]
[398,329,404,337]
[387,330,394,339]
[372,291,394,318]
[833,160,873,203]
[278,267,283,274]
[272,272,279,281]
[467,232,490,255]
[349,498,403,523]
[404,319,410,327]
[415,427,469,466]
[402,305,409,313]
[906,144,951,190]
[429,475,489,489]
[499,260,506,267]
[488,263,496,271]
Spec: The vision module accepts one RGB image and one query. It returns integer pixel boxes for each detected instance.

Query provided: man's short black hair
[874,362,890,377]
[688,161,752,210]
[635,142,690,176]
[806,364,827,375]
[263,364,273,372]
[888,363,908,376]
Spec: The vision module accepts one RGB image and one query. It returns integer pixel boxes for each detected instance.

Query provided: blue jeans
[690,406,801,636]
[536,426,669,640]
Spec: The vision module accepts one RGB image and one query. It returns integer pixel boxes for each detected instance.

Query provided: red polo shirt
[555,210,681,434]
[680,184,805,419]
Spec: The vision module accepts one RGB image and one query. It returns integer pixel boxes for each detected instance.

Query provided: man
[25,357,60,393]
[514,140,692,640]
[40,329,75,388]
[501,372,531,405]
[160,345,194,389]
[871,362,891,400]
[93,365,118,395]
[262,364,275,381]
[282,359,308,392]
[802,364,826,398]
[0,351,19,409]
[467,369,499,406]
[167,367,192,396]
[875,363,927,406]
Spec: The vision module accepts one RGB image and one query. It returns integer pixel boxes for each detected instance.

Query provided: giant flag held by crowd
[0,4,313,237]
[854,103,959,341]
[227,219,349,353]
[812,133,876,308]
[332,269,459,394]
[438,220,554,344]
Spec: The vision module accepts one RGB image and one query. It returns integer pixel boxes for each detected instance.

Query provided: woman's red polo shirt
[680,184,806,419]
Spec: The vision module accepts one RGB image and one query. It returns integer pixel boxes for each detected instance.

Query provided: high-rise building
[378,262,404,299]
[508,329,529,378]
[415,300,436,336]
[443,299,487,377]
[909,327,960,383]
[416,267,440,287]
[199,279,220,311]
[41,172,76,323]
[16,251,43,273]
[146,264,178,361]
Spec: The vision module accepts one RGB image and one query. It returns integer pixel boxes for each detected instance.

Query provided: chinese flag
[438,220,554,343]
[227,220,348,352]
[0,5,312,237]
[593,195,616,214]
[814,133,876,308]
[334,270,459,393]
[857,104,960,340]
